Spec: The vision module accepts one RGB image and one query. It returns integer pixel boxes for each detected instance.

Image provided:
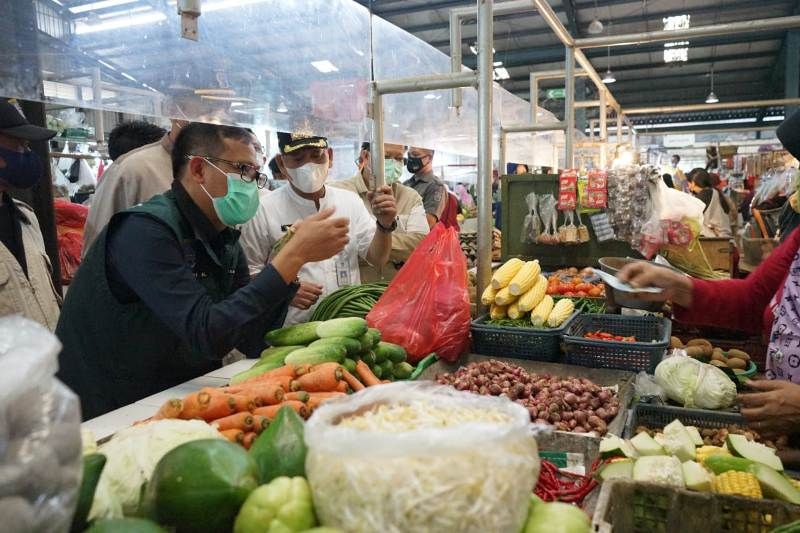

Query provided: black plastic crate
[471,310,579,361]
[624,403,745,438]
[563,314,671,373]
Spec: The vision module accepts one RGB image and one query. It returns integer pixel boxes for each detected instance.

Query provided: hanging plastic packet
[589,212,616,242]
[562,210,578,244]
[557,211,569,242]
[521,192,540,244]
[576,210,591,243]
[537,194,559,244]
[558,169,578,210]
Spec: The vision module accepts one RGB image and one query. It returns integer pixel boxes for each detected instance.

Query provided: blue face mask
[0,146,42,189]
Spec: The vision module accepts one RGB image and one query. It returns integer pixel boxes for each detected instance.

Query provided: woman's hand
[616,261,694,307]
[739,379,800,439]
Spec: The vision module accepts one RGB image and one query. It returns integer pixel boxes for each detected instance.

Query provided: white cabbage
[89,419,222,520]
[654,355,737,410]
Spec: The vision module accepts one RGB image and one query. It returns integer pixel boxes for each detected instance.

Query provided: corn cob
[518,275,548,312]
[494,287,517,306]
[507,301,524,320]
[490,303,508,320]
[509,260,541,296]
[531,295,554,327]
[713,471,762,499]
[491,258,524,289]
[696,445,730,464]
[481,284,498,306]
[547,298,575,327]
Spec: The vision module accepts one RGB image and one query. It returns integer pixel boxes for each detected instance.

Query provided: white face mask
[285,161,328,193]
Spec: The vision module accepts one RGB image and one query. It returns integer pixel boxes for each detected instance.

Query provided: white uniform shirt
[240,184,376,325]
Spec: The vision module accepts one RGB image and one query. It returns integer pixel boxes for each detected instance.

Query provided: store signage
[663,134,695,147]
[546,88,565,99]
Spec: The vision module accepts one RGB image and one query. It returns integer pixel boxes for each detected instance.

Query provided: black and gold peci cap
[277,128,328,154]
[777,109,800,161]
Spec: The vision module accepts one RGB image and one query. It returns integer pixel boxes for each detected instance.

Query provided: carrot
[307,392,347,410]
[335,381,350,393]
[294,364,313,376]
[213,412,255,432]
[225,375,293,393]
[341,370,365,392]
[291,365,343,392]
[242,432,257,450]
[152,398,183,420]
[241,383,285,406]
[181,390,254,421]
[253,401,309,419]
[355,360,381,387]
[252,415,270,433]
[241,364,296,382]
[220,428,245,444]
[381,380,391,384]
[284,391,310,403]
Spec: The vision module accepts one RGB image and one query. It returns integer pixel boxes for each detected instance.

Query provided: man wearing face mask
[404,146,447,228]
[330,142,428,281]
[56,123,350,419]
[240,130,397,325]
[0,100,61,330]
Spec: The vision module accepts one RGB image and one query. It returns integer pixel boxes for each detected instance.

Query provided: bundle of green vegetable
[310,282,388,321]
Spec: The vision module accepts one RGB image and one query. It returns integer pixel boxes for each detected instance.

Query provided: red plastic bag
[366,224,470,363]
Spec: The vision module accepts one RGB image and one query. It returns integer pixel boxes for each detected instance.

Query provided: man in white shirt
[240,130,397,325]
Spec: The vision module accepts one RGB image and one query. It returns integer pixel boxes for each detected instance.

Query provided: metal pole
[449,10,463,113]
[624,98,800,114]
[599,90,607,142]
[375,71,477,94]
[477,0,494,314]
[499,131,507,177]
[92,68,105,145]
[502,122,567,133]
[616,109,622,144]
[564,46,575,169]
[530,69,588,123]
[575,15,800,49]
[369,83,385,188]
[575,100,601,108]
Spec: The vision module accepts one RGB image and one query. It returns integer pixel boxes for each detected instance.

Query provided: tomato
[563,291,575,297]
[558,283,572,294]
[575,291,588,297]
[588,286,602,297]
[546,286,556,295]
[572,276,583,285]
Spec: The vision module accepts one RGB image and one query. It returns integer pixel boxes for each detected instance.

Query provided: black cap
[777,109,800,161]
[277,130,328,154]
[0,100,57,141]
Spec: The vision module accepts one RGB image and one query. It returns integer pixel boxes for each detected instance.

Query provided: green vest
[56,191,240,419]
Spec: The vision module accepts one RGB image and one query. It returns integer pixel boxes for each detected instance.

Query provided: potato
[709,359,728,368]
[685,346,707,359]
[687,338,712,348]
[711,349,726,362]
[727,357,747,370]
[727,349,751,361]
[670,336,684,349]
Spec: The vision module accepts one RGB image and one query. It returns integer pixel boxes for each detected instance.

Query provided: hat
[777,109,800,161]
[0,100,57,141]
[277,130,328,154]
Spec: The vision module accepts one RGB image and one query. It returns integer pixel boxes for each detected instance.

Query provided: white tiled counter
[81,359,255,441]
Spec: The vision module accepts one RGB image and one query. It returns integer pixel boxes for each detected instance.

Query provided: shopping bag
[366,224,471,363]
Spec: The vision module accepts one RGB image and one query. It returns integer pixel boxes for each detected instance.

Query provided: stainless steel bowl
[597,257,668,312]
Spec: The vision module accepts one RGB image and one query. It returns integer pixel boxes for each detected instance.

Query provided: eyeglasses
[187,154,268,189]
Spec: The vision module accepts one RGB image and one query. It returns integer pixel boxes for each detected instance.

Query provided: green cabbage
[654,355,736,410]
[89,419,222,520]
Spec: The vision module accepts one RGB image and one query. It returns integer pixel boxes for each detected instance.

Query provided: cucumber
[681,460,712,491]
[86,518,166,533]
[71,453,107,533]
[771,519,800,533]
[264,321,322,346]
[599,435,638,459]
[630,431,665,457]
[373,346,387,364]
[685,426,704,447]
[375,342,407,364]
[750,463,800,504]
[258,345,304,366]
[392,362,414,380]
[596,459,633,481]
[367,327,382,345]
[309,336,361,356]
[726,433,784,471]
[358,332,373,352]
[284,345,345,366]
[361,351,377,366]
[703,454,755,475]
[342,358,357,374]
[379,359,394,378]
[662,420,696,462]
[632,456,685,488]
[231,363,279,385]
[372,365,384,379]
[316,317,368,339]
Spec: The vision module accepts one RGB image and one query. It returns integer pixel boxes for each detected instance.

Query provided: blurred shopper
[107,120,166,162]
[240,131,396,325]
[404,146,447,228]
[331,141,428,281]
[0,100,61,330]
[56,123,349,418]
[688,168,732,238]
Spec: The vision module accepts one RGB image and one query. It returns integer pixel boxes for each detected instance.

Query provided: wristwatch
[376,217,398,233]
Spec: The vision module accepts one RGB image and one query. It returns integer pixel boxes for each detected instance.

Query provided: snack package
[585,169,608,208]
[557,169,578,210]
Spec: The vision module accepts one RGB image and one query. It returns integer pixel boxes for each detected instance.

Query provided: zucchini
[284,345,346,366]
[726,433,784,471]
[596,459,633,481]
[264,322,322,346]
[309,336,361,356]
[392,362,414,380]
[71,453,107,533]
[662,420,696,462]
[750,463,800,504]
[258,345,304,366]
[681,460,712,491]
[375,341,407,364]
[685,426,704,447]
[599,435,637,459]
[316,317,368,339]
[630,431,665,457]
